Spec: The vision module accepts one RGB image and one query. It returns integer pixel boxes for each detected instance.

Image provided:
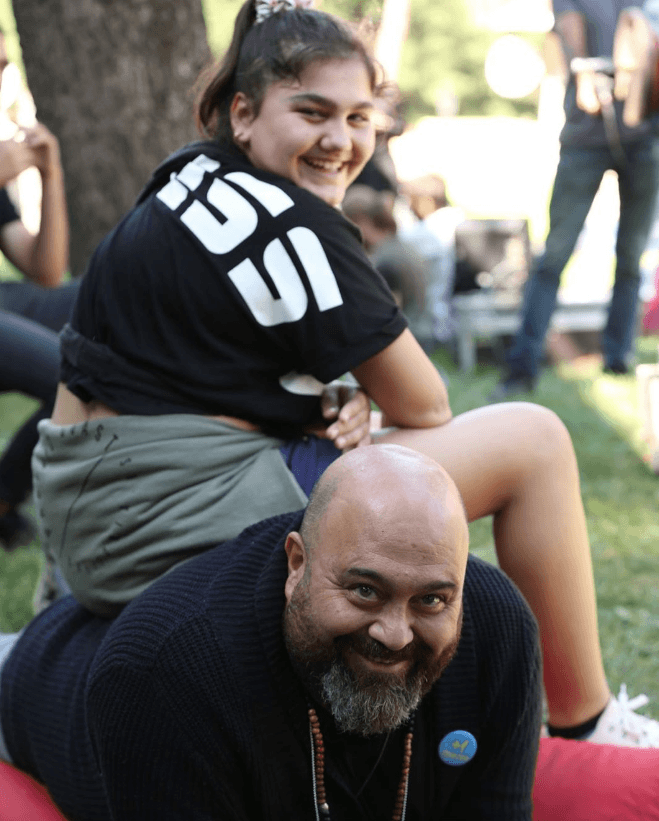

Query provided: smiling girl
[32,0,659,747]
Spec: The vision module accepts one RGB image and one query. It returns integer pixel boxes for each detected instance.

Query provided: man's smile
[343,645,412,679]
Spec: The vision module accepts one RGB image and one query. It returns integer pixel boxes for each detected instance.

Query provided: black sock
[547,705,607,740]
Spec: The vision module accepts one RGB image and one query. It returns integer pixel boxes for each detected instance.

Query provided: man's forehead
[320,521,467,585]
[321,488,466,551]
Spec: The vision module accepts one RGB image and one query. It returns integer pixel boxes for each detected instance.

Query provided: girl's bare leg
[375,401,610,727]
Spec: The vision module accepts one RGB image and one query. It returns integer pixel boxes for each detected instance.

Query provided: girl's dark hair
[194,0,381,145]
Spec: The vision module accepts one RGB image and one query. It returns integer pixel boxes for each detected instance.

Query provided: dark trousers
[506,138,659,378]
[0,281,80,506]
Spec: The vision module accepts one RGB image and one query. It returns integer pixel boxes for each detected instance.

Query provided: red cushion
[0,760,67,820]
[533,736,659,821]
[3,737,659,820]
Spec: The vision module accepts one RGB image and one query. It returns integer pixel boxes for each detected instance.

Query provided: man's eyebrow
[287,92,374,110]
[344,567,458,591]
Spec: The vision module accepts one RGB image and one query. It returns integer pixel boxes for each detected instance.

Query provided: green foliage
[201,0,244,55]
[322,0,383,21]
[2,2,24,77]
[202,0,384,54]
[398,0,541,123]
[200,0,542,124]
[7,0,545,133]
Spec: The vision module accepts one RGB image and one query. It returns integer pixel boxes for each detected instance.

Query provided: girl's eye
[299,108,324,119]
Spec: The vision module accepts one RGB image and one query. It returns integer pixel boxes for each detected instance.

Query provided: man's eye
[420,594,445,608]
[355,585,376,600]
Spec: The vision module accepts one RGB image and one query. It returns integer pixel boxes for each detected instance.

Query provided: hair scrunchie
[254,0,314,24]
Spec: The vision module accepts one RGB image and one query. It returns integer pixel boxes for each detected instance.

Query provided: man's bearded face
[284,581,462,736]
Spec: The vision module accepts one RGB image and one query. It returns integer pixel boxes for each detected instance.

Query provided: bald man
[0,445,541,821]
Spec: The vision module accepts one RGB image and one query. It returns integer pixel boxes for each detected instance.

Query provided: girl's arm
[351,329,452,429]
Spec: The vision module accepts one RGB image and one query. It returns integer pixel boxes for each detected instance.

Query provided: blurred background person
[342,183,435,350]
[0,27,74,550]
[399,173,464,346]
[490,0,659,401]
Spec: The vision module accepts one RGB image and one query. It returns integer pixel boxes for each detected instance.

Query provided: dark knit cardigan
[1,511,541,820]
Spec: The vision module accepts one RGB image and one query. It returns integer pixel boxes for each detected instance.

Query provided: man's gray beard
[284,585,462,737]
[319,660,425,735]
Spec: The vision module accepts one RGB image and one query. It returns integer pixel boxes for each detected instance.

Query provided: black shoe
[488,374,536,402]
[0,509,36,552]
[603,362,630,375]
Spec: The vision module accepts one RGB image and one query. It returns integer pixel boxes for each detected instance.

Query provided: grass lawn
[1,335,659,717]
[444,333,659,715]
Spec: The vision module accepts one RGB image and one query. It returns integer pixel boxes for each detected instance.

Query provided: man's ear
[284,531,307,602]
[230,92,254,147]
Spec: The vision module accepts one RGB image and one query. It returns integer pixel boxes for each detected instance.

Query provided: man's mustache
[336,632,432,666]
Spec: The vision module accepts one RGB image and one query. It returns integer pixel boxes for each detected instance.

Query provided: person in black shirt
[33,0,659,747]
[0,444,542,821]
[0,26,75,552]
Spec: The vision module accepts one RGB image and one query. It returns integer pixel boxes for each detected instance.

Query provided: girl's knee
[511,402,576,467]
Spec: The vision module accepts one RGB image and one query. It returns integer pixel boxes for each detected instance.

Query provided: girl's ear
[230,92,255,147]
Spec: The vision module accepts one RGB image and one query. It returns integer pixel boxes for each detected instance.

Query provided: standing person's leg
[492,147,607,397]
[375,402,611,731]
[602,137,659,371]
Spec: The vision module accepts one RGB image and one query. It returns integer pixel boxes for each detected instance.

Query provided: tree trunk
[12,0,211,276]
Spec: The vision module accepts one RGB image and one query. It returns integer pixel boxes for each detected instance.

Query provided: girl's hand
[319,381,371,450]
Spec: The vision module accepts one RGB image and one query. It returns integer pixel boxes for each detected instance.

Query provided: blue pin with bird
[438,730,478,766]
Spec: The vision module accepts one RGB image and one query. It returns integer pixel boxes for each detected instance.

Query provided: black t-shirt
[62,142,406,434]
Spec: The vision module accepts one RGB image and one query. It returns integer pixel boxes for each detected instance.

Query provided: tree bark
[12,0,211,275]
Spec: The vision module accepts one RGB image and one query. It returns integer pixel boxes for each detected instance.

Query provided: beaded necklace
[308,707,415,821]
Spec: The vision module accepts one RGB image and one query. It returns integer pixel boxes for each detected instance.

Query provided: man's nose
[368,607,414,652]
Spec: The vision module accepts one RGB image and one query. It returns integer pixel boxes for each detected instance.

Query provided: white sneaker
[587,684,659,747]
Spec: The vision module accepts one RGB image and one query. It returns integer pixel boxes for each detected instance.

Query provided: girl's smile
[231,57,376,206]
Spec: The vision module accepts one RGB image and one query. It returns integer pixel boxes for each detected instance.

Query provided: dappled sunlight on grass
[429,340,659,709]
[557,357,651,466]
[547,342,659,705]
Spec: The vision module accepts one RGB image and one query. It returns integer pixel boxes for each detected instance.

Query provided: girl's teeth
[306,159,342,171]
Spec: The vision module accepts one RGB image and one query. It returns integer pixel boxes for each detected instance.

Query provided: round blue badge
[438,730,478,766]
